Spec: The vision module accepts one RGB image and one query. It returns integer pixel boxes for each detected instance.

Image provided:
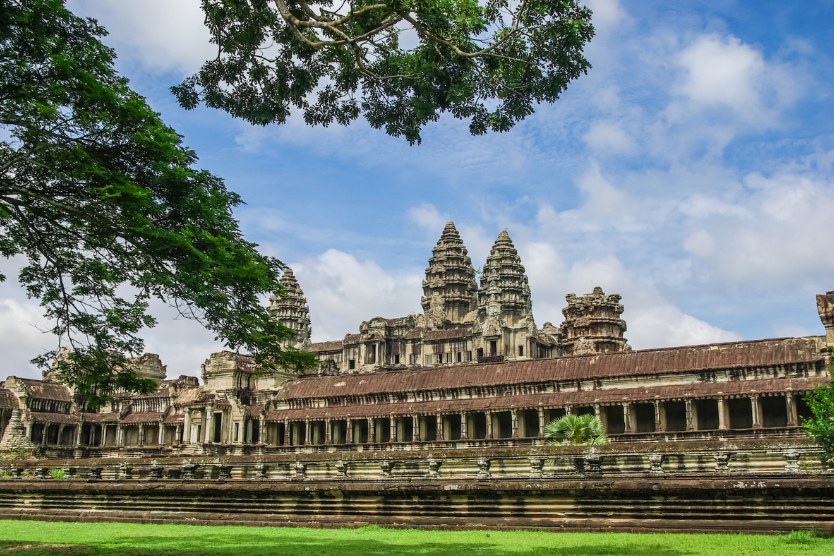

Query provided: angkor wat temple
[0,221,831,459]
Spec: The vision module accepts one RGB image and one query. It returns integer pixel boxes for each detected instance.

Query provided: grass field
[0,520,832,555]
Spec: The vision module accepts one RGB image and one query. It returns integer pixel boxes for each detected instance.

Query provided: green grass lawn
[0,520,832,556]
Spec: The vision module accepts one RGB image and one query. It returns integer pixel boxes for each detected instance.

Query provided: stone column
[284,422,291,446]
[685,400,694,431]
[117,424,124,447]
[325,420,332,445]
[565,405,573,416]
[459,412,467,440]
[623,403,631,433]
[435,413,443,441]
[75,424,83,447]
[41,421,49,445]
[752,395,762,429]
[57,424,65,446]
[305,420,311,446]
[389,416,396,443]
[718,398,728,430]
[367,418,375,444]
[538,408,545,437]
[485,411,492,439]
[174,425,182,447]
[510,410,518,438]
[99,425,107,447]
[412,416,420,442]
[158,420,165,445]
[204,406,214,443]
[786,392,798,427]
[346,419,353,444]
[184,411,192,444]
[654,401,663,432]
[137,424,144,447]
[258,415,265,444]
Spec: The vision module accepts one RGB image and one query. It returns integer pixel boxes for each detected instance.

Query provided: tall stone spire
[421,221,478,329]
[477,230,534,328]
[268,267,311,347]
[560,287,629,356]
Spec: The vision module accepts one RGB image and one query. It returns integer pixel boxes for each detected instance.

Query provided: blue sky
[1,0,832,379]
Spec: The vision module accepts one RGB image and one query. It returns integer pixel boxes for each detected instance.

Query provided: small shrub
[49,468,65,480]
[0,468,12,480]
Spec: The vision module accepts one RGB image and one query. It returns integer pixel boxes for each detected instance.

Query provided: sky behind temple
[2,0,833,379]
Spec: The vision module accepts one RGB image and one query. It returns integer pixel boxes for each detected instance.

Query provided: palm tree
[544,414,610,446]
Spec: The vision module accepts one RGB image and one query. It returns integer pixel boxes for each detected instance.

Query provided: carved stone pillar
[751,394,762,429]
[183,411,192,444]
[138,424,145,447]
[75,424,83,447]
[623,403,631,433]
[284,422,291,446]
[510,409,518,438]
[367,418,375,444]
[435,413,443,441]
[41,421,49,445]
[346,419,353,444]
[304,420,311,446]
[325,419,332,445]
[685,400,694,431]
[718,398,728,430]
[99,425,106,447]
[57,424,65,446]
[485,411,492,440]
[786,392,798,427]
[158,420,165,445]
[204,406,213,443]
[459,412,467,440]
[258,414,265,444]
[117,423,124,447]
[412,415,420,442]
[174,425,182,446]
[389,416,396,443]
[654,401,663,432]
[538,408,545,437]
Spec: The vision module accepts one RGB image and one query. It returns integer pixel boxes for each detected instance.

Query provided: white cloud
[293,251,423,342]
[69,0,214,75]
[583,121,636,154]
[671,34,803,127]
[583,0,629,32]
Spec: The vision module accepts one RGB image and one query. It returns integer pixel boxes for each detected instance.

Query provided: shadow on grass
[0,532,695,556]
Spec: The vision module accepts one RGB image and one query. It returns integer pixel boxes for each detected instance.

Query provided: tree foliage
[544,413,609,446]
[0,0,316,408]
[173,0,595,144]
[801,346,834,468]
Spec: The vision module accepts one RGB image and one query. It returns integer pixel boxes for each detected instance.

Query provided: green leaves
[544,413,610,446]
[801,346,834,468]
[1,0,316,408]
[175,0,594,144]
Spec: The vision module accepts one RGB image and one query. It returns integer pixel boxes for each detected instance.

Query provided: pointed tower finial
[269,267,312,347]
[421,221,477,328]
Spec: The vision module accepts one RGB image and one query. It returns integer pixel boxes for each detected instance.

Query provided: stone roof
[0,389,18,410]
[18,379,71,402]
[82,412,119,423]
[304,340,343,353]
[121,412,162,425]
[423,327,472,341]
[30,412,78,424]
[266,376,825,421]
[281,337,825,400]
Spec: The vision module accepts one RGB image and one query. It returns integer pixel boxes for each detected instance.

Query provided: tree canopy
[173,0,595,144]
[0,0,316,408]
[801,347,834,468]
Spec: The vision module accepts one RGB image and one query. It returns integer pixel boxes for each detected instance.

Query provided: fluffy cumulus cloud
[292,251,423,342]
[68,0,214,74]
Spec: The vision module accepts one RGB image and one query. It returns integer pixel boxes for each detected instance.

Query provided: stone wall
[0,441,831,533]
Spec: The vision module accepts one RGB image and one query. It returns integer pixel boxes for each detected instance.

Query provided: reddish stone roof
[163,413,184,425]
[18,379,71,402]
[82,412,119,423]
[0,389,18,410]
[282,337,825,400]
[121,412,162,425]
[423,327,472,341]
[30,412,78,424]
[245,404,265,418]
[266,376,825,421]
[304,341,343,353]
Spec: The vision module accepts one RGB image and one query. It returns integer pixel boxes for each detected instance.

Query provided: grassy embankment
[0,520,832,555]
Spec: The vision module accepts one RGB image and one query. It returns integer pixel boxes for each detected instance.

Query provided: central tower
[421,221,478,329]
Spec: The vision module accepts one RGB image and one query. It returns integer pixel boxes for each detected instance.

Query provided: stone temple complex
[0,222,831,533]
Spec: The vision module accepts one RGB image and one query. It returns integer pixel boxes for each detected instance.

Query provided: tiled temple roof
[423,327,472,341]
[282,337,825,400]
[0,389,17,409]
[82,412,119,423]
[121,412,162,425]
[304,340,343,353]
[30,412,78,424]
[18,379,71,402]
[163,413,184,425]
[266,376,824,421]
